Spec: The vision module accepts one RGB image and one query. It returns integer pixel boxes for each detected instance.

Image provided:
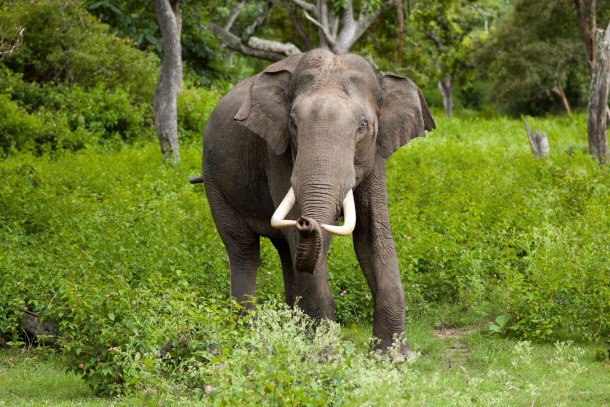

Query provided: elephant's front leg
[353,156,412,357]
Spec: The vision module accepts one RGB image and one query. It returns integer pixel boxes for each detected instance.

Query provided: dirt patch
[433,325,476,368]
[433,325,476,339]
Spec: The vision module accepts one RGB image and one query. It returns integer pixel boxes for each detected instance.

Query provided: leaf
[264,382,275,393]
[108,312,115,321]
[488,324,501,333]
[496,314,510,328]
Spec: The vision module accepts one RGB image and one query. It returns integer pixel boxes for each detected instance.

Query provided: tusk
[321,189,356,236]
[271,187,297,229]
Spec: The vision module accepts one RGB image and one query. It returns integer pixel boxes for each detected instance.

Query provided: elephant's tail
[189,176,204,184]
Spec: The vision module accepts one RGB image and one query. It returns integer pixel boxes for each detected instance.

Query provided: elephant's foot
[372,334,415,363]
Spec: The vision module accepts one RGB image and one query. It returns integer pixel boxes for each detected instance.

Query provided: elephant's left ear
[377,74,435,159]
[235,54,304,155]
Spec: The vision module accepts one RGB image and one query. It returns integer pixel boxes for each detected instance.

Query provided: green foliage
[387,114,609,341]
[177,85,223,142]
[0,1,223,155]
[85,0,235,85]
[0,0,158,100]
[1,115,609,396]
[0,68,154,155]
[475,0,610,115]
[0,0,161,155]
[3,332,610,406]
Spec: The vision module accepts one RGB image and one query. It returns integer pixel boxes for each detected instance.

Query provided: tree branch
[426,31,443,52]
[304,10,335,46]
[574,0,596,73]
[208,22,293,61]
[353,0,395,38]
[334,0,395,54]
[283,0,313,49]
[291,0,317,15]
[241,1,273,43]
[0,26,25,59]
[317,0,331,49]
[224,1,245,31]
[247,36,301,56]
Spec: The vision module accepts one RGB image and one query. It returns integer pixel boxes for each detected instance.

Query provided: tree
[86,0,232,85]
[477,0,591,116]
[572,0,610,162]
[153,0,182,162]
[587,22,610,163]
[208,0,397,61]
[409,0,509,117]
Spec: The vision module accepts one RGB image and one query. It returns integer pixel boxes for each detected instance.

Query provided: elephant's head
[236,49,435,274]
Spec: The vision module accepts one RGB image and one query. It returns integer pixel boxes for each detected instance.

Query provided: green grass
[0,349,116,406]
[1,312,608,406]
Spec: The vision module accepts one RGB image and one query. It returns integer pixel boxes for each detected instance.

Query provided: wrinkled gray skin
[200,49,435,356]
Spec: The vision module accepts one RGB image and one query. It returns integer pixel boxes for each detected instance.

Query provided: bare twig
[224,1,245,31]
[284,0,313,49]
[303,10,335,46]
[291,0,317,15]
[0,26,25,59]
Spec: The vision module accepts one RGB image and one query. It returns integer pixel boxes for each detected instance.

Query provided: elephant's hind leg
[271,238,296,307]
[204,179,260,311]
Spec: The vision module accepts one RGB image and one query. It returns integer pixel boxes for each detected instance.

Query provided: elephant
[191,48,435,357]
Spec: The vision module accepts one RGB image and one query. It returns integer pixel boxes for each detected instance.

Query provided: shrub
[177,84,223,142]
[0,0,158,102]
[0,114,608,396]
[0,0,160,155]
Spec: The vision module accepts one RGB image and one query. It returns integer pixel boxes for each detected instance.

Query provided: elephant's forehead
[292,53,379,100]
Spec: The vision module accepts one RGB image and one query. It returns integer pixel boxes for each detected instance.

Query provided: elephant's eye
[358,120,368,131]
[288,116,297,132]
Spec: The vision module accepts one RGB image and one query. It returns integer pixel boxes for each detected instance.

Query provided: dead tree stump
[524,121,549,158]
[21,309,59,346]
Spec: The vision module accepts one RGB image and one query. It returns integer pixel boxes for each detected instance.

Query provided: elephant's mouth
[270,187,356,236]
[270,187,356,274]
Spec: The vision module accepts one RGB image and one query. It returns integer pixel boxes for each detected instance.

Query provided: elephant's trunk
[294,217,322,273]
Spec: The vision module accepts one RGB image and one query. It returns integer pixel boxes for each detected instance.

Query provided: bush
[0,0,158,102]
[177,85,224,142]
[0,70,156,155]
[0,114,608,395]
[0,0,160,155]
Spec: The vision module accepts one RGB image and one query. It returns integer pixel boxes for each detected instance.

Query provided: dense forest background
[1,0,609,157]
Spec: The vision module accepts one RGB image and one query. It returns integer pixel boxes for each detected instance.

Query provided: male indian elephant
[192,48,435,357]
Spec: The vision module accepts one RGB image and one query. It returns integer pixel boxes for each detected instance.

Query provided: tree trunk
[574,0,597,74]
[552,82,572,115]
[153,0,182,163]
[438,78,453,118]
[396,0,404,63]
[587,22,610,164]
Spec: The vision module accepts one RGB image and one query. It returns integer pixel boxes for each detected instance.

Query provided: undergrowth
[0,114,609,396]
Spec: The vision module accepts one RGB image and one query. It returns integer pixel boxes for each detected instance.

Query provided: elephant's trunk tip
[189,176,204,184]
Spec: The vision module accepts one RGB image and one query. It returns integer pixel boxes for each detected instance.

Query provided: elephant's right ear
[235,54,304,155]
